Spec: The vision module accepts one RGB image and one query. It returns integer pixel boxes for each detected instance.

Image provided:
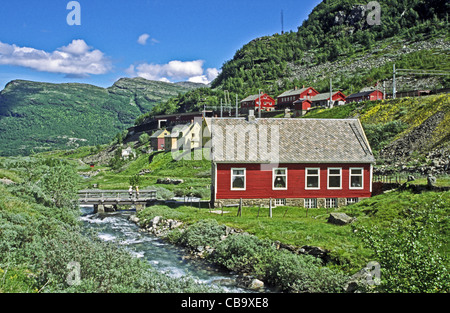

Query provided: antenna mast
[281,10,284,34]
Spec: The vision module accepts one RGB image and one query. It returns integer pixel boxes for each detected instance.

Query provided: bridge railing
[78,190,157,203]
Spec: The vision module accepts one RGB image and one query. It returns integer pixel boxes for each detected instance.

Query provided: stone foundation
[214,197,365,208]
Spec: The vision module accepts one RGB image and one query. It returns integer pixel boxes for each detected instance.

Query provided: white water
[80,207,253,292]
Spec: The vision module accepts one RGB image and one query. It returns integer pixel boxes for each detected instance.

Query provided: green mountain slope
[0,78,202,156]
[211,0,449,96]
[142,0,449,121]
[303,94,450,171]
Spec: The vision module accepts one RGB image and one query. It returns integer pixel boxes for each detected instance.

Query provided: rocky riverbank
[128,214,267,291]
[128,213,371,293]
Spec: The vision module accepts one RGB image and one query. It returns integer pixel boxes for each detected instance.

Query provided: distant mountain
[0,78,201,156]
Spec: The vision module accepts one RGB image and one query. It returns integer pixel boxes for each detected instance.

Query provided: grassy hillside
[0,78,201,156]
[304,94,450,162]
[212,0,449,97]
[0,157,213,293]
[77,149,212,199]
[143,0,449,120]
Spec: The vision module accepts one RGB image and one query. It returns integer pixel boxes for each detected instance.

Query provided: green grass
[405,175,450,187]
[139,203,372,272]
[80,150,212,198]
[138,190,449,273]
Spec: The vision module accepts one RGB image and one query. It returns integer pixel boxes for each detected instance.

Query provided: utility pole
[220,99,223,117]
[329,78,333,108]
[258,89,262,118]
[281,10,284,35]
[393,64,396,99]
[383,81,386,100]
[236,94,238,118]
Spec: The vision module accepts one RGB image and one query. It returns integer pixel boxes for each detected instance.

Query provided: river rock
[151,216,161,227]
[328,212,355,225]
[128,214,140,224]
[157,177,184,185]
[169,220,183,229]
[249,279,265,290]
[427,175,437,187]
[0,178,15,185]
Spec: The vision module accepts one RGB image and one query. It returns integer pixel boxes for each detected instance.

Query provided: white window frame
[274,198,286,206]
[346,198,359,205]
[305,168,320,190]
[325,198,338,208]
[327,167,342,190]
[304,198,317,209]
[349,167,364,190]
[273,168,288,190]
[231,168,246,191]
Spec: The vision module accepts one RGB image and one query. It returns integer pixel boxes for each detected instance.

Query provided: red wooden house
[292,99,312,117]
[210,117,375,208]
[346,90,384,103]
[150,129,170,151]
[310,91,346,108]
[276,87,319,110]
[240,93,276,114]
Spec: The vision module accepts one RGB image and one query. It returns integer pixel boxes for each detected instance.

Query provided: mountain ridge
[0,77,203,156]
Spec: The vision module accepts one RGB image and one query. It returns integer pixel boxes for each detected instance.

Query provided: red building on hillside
[276,87,319,109]
[292,99,312,117]
[346,90,384,103]
[311,91,347,108]
[210,117,375,208]
[240,93,276,114]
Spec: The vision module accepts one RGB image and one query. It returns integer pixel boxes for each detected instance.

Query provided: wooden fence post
[237,198,242,217]
[269,198,272,218]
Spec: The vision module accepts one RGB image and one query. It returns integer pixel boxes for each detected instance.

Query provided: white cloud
[0,39,112,77]
[206,68,220,82]
[187,68,220,85]
[137,34,159,46]
[127,60,219,84]
[137,34,150,45]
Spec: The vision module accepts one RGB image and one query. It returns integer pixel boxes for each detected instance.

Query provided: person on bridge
[136,186,140,199]
[129,186,133,199]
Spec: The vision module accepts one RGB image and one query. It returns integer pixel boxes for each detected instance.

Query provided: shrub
[356,220,449,292]
[146,185,174,200]
[362,121,408,151]
[139,133,150,145]
[211,234,276,278]
[266,250,347,293]
[212,233,348,292]
[177,219,226,250]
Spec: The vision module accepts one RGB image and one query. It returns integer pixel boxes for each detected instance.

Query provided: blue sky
[0,0,321,89]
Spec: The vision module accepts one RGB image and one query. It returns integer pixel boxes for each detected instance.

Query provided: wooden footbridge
[78,189,157,213]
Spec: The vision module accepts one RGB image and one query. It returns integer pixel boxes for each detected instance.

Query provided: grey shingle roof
[210,118,375,164]
[241,94,273,103]
[277,88,309,98]
[241,94,261,102]
[346,91,376,99]
[150,129,167,138]
[311,91,343,102]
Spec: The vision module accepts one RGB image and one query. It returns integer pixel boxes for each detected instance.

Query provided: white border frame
[272,168,288,190]
[305,168,320,190]
[349,167,364,190]
[231,168,246,191]
[327,167,342,190]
